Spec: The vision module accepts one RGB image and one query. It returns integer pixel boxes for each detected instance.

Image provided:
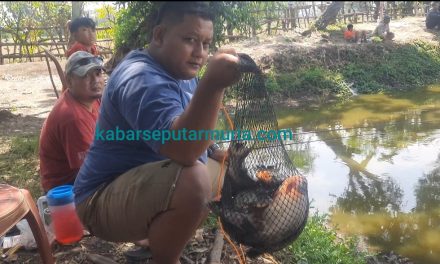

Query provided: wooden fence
[0,26,113,65]
[229,1,431,37]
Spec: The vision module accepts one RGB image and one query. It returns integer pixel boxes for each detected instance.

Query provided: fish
[225,142,256,192]
[226,142,280,193]
[210,142,309,258]
[253,175,309,254]
[214,175,308,257]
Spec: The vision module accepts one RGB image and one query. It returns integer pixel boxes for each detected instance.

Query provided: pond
[276,85,440,264]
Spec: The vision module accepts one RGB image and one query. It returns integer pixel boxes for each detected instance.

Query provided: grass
[204,210,368,263]
[0,134,42,199]
[267,41,440,100]
[275,213,368,264]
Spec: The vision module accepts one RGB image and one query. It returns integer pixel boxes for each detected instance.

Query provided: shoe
[124,246,152,263]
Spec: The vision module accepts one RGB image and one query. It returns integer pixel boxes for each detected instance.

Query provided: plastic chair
[0,184,54,264]
[41,47,67,99]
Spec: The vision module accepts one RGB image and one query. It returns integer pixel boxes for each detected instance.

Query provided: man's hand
[202,49,241,91]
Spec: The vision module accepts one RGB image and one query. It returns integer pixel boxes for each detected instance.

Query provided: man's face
[74,26,96,46]
[154,14,213,80]
[68,68,104,102]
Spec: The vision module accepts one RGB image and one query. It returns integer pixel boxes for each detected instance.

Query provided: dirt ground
[0,16,436,263]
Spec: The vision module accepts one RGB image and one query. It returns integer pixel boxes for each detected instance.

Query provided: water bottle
[46,185,83,244]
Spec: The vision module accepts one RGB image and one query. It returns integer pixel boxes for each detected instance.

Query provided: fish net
[212,53,309,258]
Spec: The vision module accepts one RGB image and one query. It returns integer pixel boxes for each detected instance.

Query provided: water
[50,204,84,245]
[275,85,440,264]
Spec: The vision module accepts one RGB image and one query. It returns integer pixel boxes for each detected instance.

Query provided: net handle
[237,53,261,74]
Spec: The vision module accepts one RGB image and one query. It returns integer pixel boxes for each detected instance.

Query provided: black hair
[153,1,214,27]
[69,17,96,33]
[347,24,353,29]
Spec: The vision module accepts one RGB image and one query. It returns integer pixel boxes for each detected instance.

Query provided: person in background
[344,24,367,43]
[373,15,394,41]
[66,17,99,58]
[426,2,440,30]
[39,51,104,193]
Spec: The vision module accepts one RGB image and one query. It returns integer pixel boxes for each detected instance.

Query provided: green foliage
[203,213,219,230]
[265,68,282,94]
[268,41,440,98]
[325,22,346,32]
[340,42,440,94]
[112,2,288,50]
[0,135,42,199]
[95,4,117,40]
[371,36,382,43]
[0,2,70,57]
[283,213,367,264]
[113,2,156,50]
[273,67,352,98]
[342,63,385,93]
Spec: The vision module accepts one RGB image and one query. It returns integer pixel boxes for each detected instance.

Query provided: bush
[274,67,352,98]
[268,41,440,98]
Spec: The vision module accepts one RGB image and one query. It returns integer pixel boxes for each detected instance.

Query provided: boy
[73,2,240,263]
[66,17,99,58]
[344,24,367,43]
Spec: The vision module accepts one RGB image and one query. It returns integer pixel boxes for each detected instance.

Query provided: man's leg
[386,32,395,40]
[77,159,218,264]
[147,163,211,264]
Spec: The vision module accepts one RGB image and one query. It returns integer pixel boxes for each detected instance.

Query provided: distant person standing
[66,17,99,58]
[426,2,440,30]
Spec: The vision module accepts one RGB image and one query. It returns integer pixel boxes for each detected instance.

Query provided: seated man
[426,3,440,30]
[344,24,367,43]
[66,17,99,58]
[73,2,240,263]
[39,51,104,192]
[373,15,394,41]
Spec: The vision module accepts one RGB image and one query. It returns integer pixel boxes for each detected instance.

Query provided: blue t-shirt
[74,49,207,204]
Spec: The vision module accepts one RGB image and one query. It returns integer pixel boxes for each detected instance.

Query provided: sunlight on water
[276,85,440,264]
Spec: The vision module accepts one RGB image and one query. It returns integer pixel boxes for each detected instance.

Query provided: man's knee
[172,163,211,211]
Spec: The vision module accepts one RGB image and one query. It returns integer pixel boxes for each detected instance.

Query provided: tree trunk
[314,1,344,30]
[373,1,380,21]
[378,1,385,22]
[71,1,84,20]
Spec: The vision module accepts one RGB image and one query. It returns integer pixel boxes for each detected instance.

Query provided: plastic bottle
[37,196,51,226]
[46,185,83,244]
[36,196,55,244]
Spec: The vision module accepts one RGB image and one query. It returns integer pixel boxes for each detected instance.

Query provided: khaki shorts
[76,158,224,242]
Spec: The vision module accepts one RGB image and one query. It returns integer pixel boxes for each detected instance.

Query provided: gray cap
[65,51,104,77]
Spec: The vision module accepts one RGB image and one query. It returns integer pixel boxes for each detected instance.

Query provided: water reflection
[277,85,440,264]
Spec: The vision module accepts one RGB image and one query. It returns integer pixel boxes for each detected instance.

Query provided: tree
[314,1,344,31]
[105,2,284,72]
[0,2,70,61]
[71,1,84,20]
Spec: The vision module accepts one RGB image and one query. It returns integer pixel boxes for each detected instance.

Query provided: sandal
[124,246,152,263]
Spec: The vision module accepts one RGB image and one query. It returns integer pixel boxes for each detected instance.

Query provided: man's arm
[160,51,240,166]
